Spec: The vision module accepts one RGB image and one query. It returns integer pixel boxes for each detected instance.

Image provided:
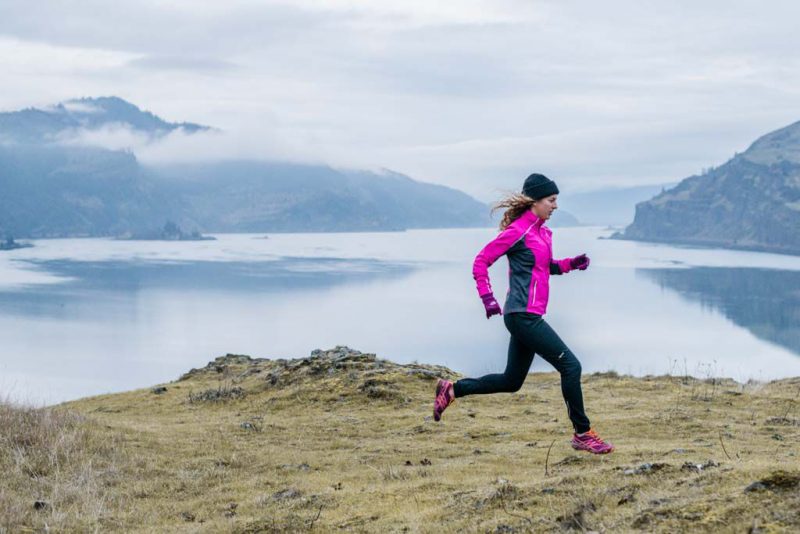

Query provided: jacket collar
[524,209,546,228]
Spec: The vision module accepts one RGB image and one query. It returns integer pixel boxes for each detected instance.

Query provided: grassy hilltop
[2,346,799,532]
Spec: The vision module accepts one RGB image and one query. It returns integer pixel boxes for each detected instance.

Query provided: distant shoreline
[608,233,800,257]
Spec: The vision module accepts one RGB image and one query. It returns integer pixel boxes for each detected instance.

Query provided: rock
[188,386,246,403]
[765,416,799,426]
[681,460,720,473]
[179,511,196,522]
[223,502,237,518]
[623,462,670,475]
[744,482,767,493]
[272,488,302,501]
[151,386,167,395]
[617,493,635,505]
[179,354,263,380]
[744,471,800,493]
[404,368,439,379]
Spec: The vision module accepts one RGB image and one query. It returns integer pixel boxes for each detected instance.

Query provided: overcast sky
[2,1,800,200]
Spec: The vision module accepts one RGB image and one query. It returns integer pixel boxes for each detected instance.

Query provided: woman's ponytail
[491,192,536,231]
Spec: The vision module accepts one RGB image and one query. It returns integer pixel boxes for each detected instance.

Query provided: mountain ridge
[0,97,494,237]
[0,96,209,144]
[615,120,800,255]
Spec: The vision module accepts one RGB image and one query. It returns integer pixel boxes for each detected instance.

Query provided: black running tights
[453,312,591,434]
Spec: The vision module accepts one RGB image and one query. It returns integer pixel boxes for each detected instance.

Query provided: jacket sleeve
[472,224,527,297]
[550,258,573,275]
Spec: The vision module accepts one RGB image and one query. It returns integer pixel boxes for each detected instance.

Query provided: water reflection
[638,267,800,356]
[3,230,800,404]
[0,257,416,318]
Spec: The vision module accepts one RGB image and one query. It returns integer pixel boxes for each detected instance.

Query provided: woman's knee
[503,375,526,392]
[559,351,582,377]
[509,380,525,393]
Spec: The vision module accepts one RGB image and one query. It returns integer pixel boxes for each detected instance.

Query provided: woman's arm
[550,258,573,275]
[551,254,590,275]
[472,224,527,296]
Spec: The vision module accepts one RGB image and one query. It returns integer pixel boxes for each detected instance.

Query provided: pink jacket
[472,210,573,315]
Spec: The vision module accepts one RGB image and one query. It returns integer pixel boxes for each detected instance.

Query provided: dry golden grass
[0,398,125,531]
[3,346,800,532]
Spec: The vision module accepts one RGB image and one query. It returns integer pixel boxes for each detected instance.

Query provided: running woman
[433,173,614,454]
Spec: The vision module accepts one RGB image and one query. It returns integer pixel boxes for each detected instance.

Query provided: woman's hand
[569,253,590,271]
[481,293,502,319]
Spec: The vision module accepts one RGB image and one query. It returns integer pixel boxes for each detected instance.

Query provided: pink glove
[481,293,502,319]
[569,253,590,271]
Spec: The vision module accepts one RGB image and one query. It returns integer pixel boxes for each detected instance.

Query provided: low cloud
[51,121,328,169]
[136,126,324,166]
[59,101,103,114]
[54,123,156,151]
[2,2,800,199]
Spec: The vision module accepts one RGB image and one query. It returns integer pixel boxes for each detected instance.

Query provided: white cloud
[1,1,800,199]
[135,126,325,166]
[54,123,153,151]
[59,101,103,114]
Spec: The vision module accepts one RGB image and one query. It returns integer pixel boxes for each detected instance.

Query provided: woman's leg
[453,328,533,397]
[505,314,592,434]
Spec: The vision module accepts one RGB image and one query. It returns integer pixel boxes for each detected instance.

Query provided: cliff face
[617,121,800,255]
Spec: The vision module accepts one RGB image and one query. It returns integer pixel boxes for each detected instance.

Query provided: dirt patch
[745,471,800,493]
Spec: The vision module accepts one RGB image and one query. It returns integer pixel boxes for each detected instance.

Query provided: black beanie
[522,173,559,200]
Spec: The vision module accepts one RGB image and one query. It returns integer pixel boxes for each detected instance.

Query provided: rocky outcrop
[177,346,460,405]
[614,120,800,255]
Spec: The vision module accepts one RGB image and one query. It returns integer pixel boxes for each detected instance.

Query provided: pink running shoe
[433,379,455,422]
[571,429,614,454]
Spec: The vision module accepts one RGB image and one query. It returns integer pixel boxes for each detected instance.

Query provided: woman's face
[532,194,558,220]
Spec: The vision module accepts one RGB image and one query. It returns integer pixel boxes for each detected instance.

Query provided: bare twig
[545,439,556,477]
[307,505,323,530]
[718,429,732,461]
[780,385,800,420]
[365,464,382,476]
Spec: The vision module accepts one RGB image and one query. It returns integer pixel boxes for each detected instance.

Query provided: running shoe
[570,429,614,454]
[433,379,455,422]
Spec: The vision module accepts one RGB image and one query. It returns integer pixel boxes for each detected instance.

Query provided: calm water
[1,227,799,404]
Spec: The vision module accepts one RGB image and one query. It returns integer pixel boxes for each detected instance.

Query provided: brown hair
[491,192,536,231]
